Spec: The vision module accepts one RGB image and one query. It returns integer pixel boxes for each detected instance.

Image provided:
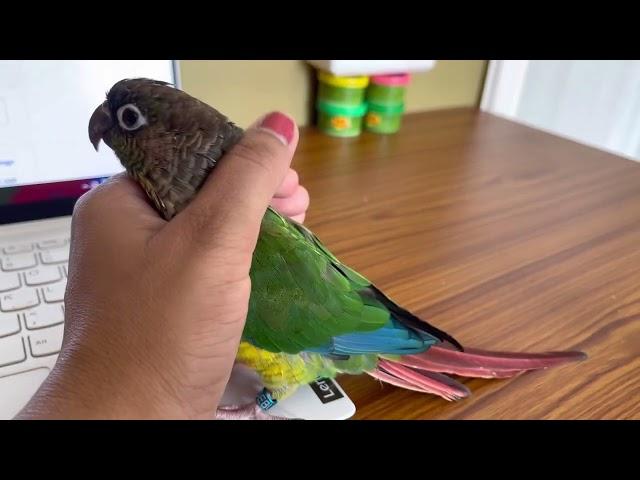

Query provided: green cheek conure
[88,78,586,419]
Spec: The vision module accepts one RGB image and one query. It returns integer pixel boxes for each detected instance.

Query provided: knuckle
[290,168,299,185]
[72,176,124,219]
[299,185,310,207]
[72,188,102,220]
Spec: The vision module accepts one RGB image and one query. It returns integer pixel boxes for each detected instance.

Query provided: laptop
[0,60,355,420]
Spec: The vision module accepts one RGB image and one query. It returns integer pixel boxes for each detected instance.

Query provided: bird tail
[370,345,587,401]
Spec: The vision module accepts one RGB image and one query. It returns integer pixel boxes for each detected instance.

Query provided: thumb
[175,112,299,254]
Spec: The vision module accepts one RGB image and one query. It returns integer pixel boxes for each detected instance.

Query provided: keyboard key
[42,283,66,303]
[39,249,69,265]
[0,289,40,312]
[0,313,20,337]
[0,368,50,420]
[1,253,37,272]
[0,272,21,292]
[37,238,68,250]
[24,304,65,330]
[0,336,26,367]
[3,243,33,255]
[24,266,62,286]
[28,324,64,357]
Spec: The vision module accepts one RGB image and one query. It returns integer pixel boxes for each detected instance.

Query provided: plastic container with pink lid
[366,73,411,105]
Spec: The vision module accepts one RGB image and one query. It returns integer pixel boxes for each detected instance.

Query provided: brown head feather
[89,78,244,219]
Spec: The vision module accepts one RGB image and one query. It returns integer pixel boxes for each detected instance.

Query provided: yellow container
[317,71,369,106]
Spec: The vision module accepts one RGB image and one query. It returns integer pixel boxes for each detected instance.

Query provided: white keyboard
[0,218,71,419]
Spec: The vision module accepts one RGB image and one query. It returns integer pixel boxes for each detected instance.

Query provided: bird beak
[88,102,112,151]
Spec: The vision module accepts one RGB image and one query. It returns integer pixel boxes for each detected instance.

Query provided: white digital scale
[220,364,356,420]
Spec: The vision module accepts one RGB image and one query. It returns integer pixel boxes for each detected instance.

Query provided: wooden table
[293,108,640,419]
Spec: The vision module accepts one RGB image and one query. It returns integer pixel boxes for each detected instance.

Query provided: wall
[179,60,487,127]
[405,60,487,114]
[515,61,640,161]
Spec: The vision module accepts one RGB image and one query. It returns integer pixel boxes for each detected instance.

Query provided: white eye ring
[116,104,147,131]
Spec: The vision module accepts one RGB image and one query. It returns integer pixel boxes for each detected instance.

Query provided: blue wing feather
[306,317,438,356]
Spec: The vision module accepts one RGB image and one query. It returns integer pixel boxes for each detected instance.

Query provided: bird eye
[117,104,147,131]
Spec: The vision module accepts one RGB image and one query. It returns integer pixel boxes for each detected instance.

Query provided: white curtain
[513,61,640,161]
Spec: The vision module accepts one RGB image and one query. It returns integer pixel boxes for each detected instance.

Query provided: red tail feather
[370,346,586,401]
[369,359,471,401]
[408,345,587,378]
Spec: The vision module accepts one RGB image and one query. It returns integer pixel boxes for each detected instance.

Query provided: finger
[72,173,163,233]
[270,185,309,218]
[69,173,164,262]
[290,213,306,223]
[274,168,299,198]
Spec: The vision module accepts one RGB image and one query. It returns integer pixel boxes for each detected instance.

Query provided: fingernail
[258,112,295,146]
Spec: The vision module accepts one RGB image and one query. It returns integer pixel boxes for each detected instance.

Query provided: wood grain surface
[293,108,640,419]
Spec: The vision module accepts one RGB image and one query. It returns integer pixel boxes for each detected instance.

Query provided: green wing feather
[244,207,390,354]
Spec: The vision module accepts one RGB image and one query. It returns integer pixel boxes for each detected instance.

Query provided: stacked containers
[365,73,411,134]
[315,71,369,137]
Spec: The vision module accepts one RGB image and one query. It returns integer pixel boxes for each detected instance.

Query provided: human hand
[18,112,307,419]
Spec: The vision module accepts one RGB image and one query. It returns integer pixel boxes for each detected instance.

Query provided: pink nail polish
[259,112,295,145]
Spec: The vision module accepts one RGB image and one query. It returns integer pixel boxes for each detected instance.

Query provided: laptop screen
[0,60,177,224]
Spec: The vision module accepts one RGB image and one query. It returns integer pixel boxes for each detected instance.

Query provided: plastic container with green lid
[317,71,369,106]
[364,102,405,134]
[366,73,411,105]
[316,100,367,137]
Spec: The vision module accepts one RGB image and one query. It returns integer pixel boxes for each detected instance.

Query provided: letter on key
[42,283,66,303]
[24,266,62,286]
[0,290,40,312]
[28,324,64,357]
[39,249,69,265]
[1,254,37,272]
[24,304,65,330]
